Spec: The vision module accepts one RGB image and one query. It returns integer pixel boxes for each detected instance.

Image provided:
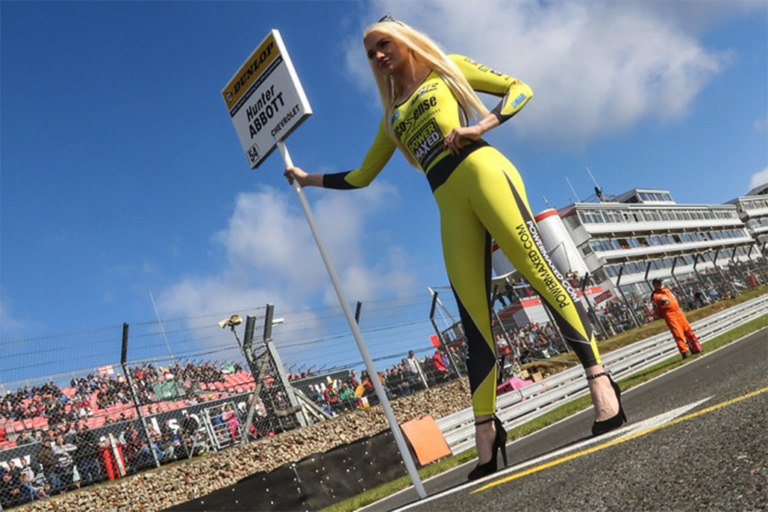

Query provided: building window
[579,210,604,224]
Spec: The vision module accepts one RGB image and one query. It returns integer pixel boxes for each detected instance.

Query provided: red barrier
[101,443,126,480]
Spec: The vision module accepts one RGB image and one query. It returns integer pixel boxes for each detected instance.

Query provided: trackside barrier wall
[439,294,768,455]
[164,430,407,512]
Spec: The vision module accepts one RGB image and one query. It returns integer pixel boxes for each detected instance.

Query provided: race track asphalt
[361,327,768,512]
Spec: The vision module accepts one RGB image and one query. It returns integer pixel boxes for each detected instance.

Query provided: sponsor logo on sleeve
[511,93,526,109]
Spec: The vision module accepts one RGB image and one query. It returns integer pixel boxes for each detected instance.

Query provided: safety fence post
[428,291,462,377]
[120,323,161,469]
[615,266,642,329]
[579,274,607,341]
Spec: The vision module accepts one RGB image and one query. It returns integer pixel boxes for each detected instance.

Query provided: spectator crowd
[1,361,244,427]
[0,411,208,509]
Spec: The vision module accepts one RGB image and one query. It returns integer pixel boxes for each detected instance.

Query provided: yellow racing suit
[323,55,602,416]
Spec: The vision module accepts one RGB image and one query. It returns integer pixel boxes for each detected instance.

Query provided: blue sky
[1,1,767,380]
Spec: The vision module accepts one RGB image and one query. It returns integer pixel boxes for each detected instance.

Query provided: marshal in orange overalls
[650,284,701,356]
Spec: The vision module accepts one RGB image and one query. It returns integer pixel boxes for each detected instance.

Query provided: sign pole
[278,140,427,500]
[223,29,426,499]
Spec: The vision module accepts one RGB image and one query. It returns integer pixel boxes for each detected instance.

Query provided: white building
[557,188,758,302]
[727,183,768,248]
[491,208,605,328]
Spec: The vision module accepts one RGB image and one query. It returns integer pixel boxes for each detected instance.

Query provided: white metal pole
[149,291,178,368]
[277,140,427,499]
[566,176,582,203]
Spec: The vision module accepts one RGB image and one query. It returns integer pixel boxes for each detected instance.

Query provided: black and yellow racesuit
[323,55,601,416]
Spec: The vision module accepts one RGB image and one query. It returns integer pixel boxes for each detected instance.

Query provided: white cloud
[347,0,728,146]
[158,184,419,319]
[749,167,768,191]
[643,1,766,34]
[0,297,26,340]
[755,115,767,132]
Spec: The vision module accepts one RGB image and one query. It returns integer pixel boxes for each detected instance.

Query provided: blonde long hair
[363,20,489,170]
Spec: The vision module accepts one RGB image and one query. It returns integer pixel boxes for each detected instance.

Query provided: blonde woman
[285,16,626,480]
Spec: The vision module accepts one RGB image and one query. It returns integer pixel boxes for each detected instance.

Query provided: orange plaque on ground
[400,415,452,466]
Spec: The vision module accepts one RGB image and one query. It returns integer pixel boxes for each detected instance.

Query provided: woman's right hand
[284,166,324,188]
[284,166,307,186]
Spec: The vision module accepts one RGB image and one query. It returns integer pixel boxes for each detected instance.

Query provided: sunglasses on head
[378,14,401,24]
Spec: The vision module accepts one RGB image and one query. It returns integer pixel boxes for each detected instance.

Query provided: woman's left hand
[443,125,482,155]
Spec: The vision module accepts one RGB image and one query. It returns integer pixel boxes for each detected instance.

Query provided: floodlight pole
[277,141,427,500]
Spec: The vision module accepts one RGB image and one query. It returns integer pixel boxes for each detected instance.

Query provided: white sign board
[222,29,312,169]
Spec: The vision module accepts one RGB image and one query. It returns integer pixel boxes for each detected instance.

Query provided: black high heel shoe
[468,415,508,481]
[588,371,627,436]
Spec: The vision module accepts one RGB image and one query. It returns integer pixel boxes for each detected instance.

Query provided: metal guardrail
[439,294,768,455]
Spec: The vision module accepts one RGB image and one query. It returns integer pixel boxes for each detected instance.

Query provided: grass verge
[321,310,768,512]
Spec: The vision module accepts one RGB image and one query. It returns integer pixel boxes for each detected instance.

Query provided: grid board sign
[222,29,312,169]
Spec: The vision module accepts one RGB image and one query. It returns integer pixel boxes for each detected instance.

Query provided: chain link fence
[0,306,294,507]
[1,263,766,508]
[598,256,768,338]
[276,292,470,416]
